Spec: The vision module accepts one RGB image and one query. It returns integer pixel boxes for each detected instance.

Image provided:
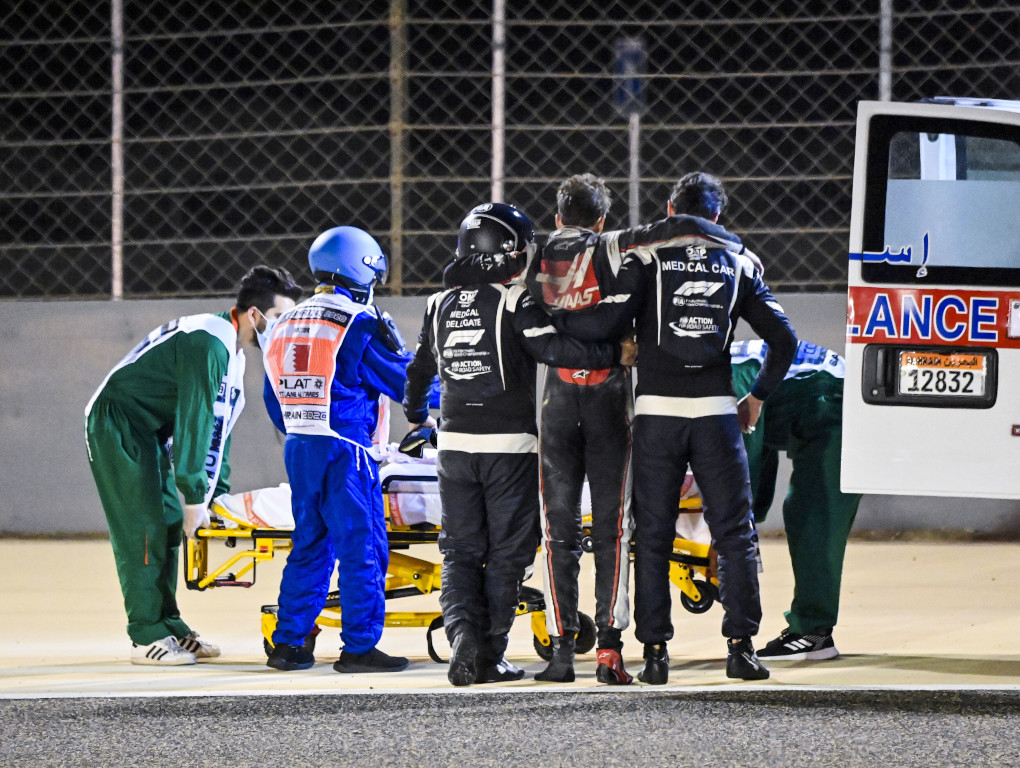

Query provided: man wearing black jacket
[526,174,752,685]
[403,202,634,687]
[544,172,797,683]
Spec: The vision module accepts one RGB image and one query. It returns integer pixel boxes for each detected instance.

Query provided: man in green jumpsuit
[730,338,862,661]
[85,266,301,665]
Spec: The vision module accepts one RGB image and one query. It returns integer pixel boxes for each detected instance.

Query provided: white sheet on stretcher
[212,444,709,546]
[212,447,443,530]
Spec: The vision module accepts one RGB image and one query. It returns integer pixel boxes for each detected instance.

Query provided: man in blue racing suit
[262,226,413,674]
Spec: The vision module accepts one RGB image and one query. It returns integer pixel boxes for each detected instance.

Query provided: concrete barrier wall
[2,293,1017,536]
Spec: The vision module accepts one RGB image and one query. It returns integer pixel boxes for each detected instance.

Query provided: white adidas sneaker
[177,632,221,659]
[131,635,197,666]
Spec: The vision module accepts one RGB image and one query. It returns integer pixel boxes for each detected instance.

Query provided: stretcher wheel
[575,612,597,654]
[680,579,718,614]
[534,635,554,661]
[532,612,597,660]
[262,626,320,658]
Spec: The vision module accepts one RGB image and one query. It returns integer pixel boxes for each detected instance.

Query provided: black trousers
[632,412,762,644]
[539,367,632,650]
[437,449,541,663]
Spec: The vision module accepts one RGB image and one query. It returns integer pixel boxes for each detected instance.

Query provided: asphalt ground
[2,690,1019,768]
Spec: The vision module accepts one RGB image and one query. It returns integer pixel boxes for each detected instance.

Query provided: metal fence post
[389,0,407,295]
[879,0,893,101]
[491,0,506,203]
[110,0,124,299]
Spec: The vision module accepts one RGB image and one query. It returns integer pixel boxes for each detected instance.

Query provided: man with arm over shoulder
[546,172,797,683]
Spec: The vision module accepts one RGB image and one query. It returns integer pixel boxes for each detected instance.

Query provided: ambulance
[842,98,1020,498]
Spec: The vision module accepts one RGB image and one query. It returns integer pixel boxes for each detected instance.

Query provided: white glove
[183,503,210,539]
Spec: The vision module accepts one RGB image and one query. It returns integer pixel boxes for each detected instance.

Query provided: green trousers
[732,365,862,634]
[85,395,192,645]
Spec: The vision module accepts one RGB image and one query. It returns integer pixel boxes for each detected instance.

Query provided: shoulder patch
[505,283,527,311]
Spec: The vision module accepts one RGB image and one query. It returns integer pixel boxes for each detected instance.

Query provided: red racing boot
[595,648,633,685]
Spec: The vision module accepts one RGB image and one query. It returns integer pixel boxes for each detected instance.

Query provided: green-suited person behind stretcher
[730,338,862,661]
[84,266,301,666]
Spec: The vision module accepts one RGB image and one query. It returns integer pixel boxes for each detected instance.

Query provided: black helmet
[456,202,535,259]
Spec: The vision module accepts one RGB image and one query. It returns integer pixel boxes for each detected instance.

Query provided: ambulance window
[863,116,1020,287]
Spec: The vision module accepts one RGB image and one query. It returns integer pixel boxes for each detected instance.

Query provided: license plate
[897,351,987,397]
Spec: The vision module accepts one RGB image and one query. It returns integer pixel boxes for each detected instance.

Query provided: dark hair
[669,172,728,220]
[556,173,611,228]
[235,265,302,311]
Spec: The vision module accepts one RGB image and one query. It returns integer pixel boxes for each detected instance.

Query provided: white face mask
[253,308,276,349]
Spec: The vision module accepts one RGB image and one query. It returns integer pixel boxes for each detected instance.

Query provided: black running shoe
[636,643,669,685]
[757,629,839,661]
[475,657,526,684]
[266,642,315,671]
[447,631,479,687]
[726,637,770,680]
[333,647,409,673]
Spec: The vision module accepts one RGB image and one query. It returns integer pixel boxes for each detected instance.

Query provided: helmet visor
[374,254,389,286]
[362,252,388,286]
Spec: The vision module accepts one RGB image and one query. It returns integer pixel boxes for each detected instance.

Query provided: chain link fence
[3,1,1018,299]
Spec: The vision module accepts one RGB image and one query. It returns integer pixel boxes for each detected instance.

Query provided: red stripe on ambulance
[847,287,1020,348]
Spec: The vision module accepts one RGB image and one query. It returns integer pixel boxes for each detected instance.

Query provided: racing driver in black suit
[402,202,634,687]
[542,172,797,684]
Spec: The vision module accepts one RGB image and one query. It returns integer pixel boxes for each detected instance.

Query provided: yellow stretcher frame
[184,493,717,663]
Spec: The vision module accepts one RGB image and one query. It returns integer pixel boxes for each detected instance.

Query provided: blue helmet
[308,226,388,303]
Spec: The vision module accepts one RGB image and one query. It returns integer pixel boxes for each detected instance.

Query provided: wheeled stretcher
[185,456,719,663]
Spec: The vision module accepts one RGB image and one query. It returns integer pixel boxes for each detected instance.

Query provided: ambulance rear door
[842,99,1020,498]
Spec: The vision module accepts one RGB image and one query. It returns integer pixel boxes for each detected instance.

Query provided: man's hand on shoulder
[741,247,764,277]
[619,336,637,367]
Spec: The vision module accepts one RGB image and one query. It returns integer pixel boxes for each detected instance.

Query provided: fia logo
[444,329,485,347]
[674,281,723,297]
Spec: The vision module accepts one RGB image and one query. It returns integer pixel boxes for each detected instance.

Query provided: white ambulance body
[842,98,1020,498]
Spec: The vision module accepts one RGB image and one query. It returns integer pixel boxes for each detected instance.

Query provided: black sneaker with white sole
[475,656,526,684]
[756,629,839,661]
[726,637,770,680]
